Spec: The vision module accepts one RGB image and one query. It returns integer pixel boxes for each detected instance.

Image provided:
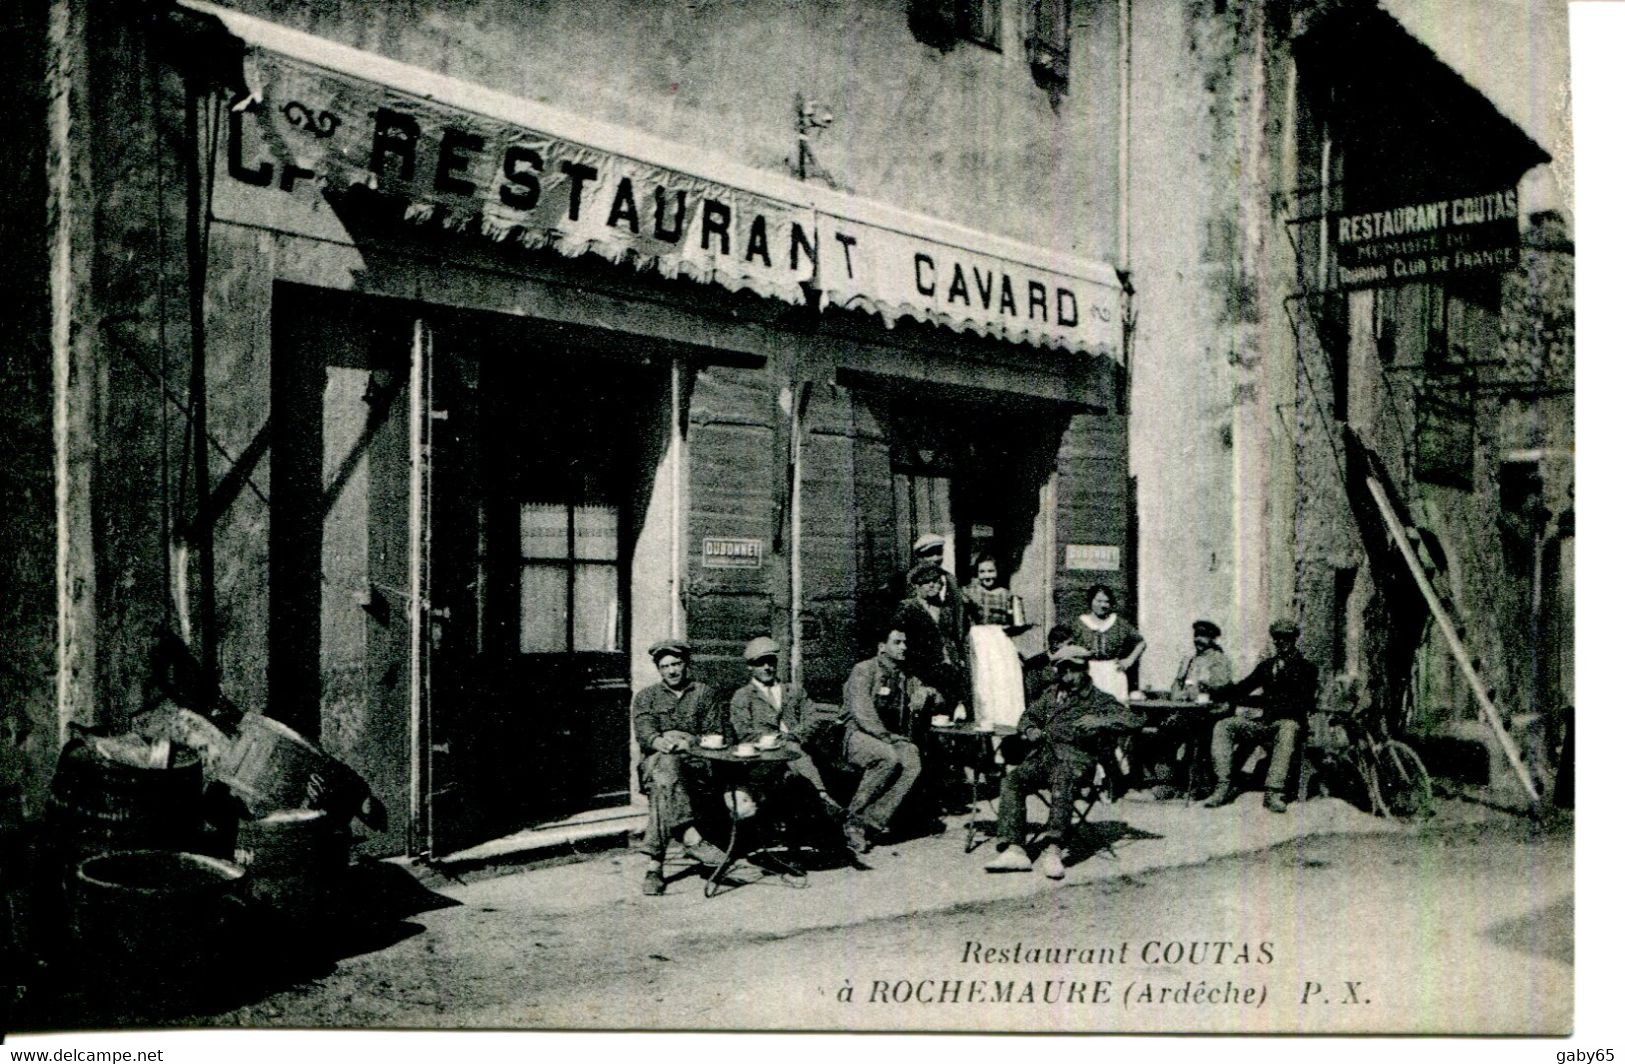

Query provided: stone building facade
[0,0,1570,858]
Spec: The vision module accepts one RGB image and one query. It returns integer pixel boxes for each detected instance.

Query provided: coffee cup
[930,714,951,727]
[758,732,782,749]
[734,743,758,757]
[699,734,725,750]
[1129,690,1145,701]
[1196,692,1211,705]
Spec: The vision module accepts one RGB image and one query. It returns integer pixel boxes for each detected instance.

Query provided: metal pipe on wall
[406,319,429,856]
[670,357,684,636]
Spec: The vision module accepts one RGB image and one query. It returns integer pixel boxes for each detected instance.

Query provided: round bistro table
[685,744,804,896]
[929,722,1017,852]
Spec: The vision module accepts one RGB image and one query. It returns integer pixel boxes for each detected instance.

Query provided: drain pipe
[1118,0,1131,279]
[670,358,684,637]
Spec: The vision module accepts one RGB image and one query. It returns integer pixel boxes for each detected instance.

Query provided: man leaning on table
[985,644,1143,879]
[632,640,731,896]
[1201,619,1318,814]
[1172,620,1233,698]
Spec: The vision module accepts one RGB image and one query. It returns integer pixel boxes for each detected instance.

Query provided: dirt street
[14,800,1571,1036]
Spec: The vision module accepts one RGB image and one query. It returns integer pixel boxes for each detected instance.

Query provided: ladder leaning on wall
[1363,474,1544,808]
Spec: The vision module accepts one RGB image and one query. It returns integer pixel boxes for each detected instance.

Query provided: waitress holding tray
[1073,584,1146,703]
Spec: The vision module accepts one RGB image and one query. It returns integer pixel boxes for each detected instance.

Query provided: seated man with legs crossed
[838,626,926,855]
[632,640,731,896]
[985,644,1143,879]
[728,636,849,850]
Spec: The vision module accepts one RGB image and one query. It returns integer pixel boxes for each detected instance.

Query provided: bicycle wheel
[1369,739,1433,820]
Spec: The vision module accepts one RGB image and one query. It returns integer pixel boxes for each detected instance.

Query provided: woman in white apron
[963,556,1028,728]
[1074,584,1146,703]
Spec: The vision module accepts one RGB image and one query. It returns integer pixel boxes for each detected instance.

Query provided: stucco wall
[1128,0,1295,684]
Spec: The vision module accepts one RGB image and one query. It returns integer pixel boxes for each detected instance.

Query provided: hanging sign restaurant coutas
[1330,188,1521,291]
[212,50,1122,359]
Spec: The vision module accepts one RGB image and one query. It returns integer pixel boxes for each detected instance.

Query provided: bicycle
[1313,704,1434,820]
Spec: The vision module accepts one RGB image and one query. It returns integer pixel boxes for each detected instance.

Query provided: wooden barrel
[67,850,246,994]
[234,809,349,929]
[215,713,366,820]
[45,739,204,864]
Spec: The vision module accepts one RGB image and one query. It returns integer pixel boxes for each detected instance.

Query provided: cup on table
[699,733,725,750]
[1129,690,1145,701]
[757,732,782,749]
[734,743,758,757]
[1196,692,1211,705]
[930,714,952,728]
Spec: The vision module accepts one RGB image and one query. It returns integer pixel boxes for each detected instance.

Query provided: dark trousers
[995,746,1096,847]
[636,753,717,859]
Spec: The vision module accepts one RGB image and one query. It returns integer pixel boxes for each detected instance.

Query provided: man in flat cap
[631,640,730,895]
[1202,618,1319,813]
[985,644,1144,878]
[1172,620,1233,699]
[728,636,846,821]
[890,561,964,722]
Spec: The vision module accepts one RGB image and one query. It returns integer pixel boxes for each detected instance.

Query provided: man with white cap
[1202,618,1319,814]
[984,643,1142,878]
[631,640,730,895]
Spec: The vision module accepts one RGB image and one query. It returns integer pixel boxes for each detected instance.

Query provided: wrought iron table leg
[705,790,742,899]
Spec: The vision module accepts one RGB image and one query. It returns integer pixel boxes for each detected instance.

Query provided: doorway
[272,289,667,858]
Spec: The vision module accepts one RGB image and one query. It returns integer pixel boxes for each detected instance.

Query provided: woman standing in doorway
[1073,584,1146,702]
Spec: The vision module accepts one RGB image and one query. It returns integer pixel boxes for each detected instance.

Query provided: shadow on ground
[12,858,459,1031]
[1482,892,1574,966]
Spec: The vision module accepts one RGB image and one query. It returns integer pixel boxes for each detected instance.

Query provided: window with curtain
[518,502,623,655]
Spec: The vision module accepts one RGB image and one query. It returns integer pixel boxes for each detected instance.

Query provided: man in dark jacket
[1203,618,1319,813]
[631,640,730,895]
[890,561,966,718]
[985,645,1143,879]
[838,626,925,854]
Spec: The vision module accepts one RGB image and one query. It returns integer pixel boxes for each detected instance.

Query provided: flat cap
[1193,620,1221,639]
[1050,644,1089,667]
[1268,618,1300,638]
[911,533,946,556]
[647,639,691,662]
[908,561,947,586]
[743,636,780,662]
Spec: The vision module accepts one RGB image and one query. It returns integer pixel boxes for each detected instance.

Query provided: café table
[929,721,1017,853]
[1126,693,1232,798]
[685,743,804,897]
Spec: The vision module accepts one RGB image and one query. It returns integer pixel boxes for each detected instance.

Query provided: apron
[1088,660,1130,703]
[968,625,1026,728]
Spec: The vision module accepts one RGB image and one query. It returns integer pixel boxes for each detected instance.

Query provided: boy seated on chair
[985,644,1144,879]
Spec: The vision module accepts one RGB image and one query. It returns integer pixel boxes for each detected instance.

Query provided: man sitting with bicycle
[1201,618,1318,814]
